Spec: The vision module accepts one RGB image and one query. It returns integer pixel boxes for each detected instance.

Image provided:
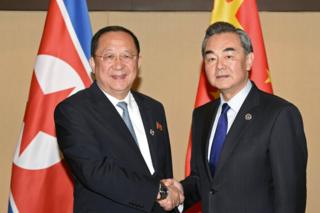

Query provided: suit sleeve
[269,104,307,213]
[181,109,202,209]
[54,102,160,212]
[159,103,174,179]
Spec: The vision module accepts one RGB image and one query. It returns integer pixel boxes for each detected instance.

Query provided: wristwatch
[158,182,168,200]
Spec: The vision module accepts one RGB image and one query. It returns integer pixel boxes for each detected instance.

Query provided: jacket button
[209,189,216,194]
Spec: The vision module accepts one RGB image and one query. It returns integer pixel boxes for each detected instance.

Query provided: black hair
[91,25,140,57]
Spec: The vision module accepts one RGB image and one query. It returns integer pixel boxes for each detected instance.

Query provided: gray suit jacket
[182,83,307,213]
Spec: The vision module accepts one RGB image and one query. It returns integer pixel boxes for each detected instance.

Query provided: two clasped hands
[157,179,184,211]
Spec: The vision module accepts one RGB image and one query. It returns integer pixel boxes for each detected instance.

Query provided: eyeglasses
[95,52,137,64]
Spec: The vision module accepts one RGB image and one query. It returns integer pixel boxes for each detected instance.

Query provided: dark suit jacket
[54,82,173,213]
[182,83,307,213]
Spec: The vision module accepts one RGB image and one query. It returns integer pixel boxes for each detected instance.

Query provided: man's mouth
[216,74,229,79]
[112,74,126,80]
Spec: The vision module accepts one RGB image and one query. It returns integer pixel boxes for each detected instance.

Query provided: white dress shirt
[101,90,155,175]
[207,80,252,159]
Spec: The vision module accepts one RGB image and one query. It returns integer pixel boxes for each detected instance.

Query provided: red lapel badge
[156,121,163,131]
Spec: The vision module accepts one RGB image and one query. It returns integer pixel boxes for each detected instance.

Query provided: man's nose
[113,56,124,69]
[217,58,225,70]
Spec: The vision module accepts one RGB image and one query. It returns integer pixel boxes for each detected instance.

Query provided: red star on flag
[19,73,74,156]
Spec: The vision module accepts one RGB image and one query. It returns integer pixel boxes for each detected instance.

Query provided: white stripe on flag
[9,191,19,213]
[56,0,92,80]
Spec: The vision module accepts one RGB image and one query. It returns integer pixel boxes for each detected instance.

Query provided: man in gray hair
[164,21,307,213]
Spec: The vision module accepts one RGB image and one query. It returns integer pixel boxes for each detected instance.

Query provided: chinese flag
[184,0,273,212]
[8,0,92,212]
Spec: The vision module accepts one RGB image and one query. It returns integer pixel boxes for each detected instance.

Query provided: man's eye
[103,55,114,60]
[206,57,216,63]
[122,54,131,59]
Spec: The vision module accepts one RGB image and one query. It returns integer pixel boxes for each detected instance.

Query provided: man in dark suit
[164,22,307,213]
[54,26,183,213]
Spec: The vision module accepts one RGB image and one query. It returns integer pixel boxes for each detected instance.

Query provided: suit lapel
[214,85,260,177]
[132,92,159,174]
[88,82,144,159]
[202,101,220,180]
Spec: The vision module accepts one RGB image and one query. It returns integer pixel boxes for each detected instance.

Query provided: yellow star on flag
[211,0,244,28]
[264,69,272,84]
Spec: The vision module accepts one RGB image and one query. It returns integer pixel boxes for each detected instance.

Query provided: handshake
[156,179,184,211]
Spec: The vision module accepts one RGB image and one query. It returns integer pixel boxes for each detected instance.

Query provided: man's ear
[89,57,95,73]
[137,55,142,69]
[246,52,254,71]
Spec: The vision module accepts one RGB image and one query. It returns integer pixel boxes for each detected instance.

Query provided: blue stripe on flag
[63,0,92,59]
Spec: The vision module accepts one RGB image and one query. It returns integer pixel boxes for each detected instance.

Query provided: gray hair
[201,22,253,57]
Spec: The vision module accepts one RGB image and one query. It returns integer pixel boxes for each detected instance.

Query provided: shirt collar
[220,80,252,113]
[99,87,135,108]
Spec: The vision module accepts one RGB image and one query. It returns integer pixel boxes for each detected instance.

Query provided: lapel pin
[156,121,163,131]
[150,129,155,136]
[245,113,252,120]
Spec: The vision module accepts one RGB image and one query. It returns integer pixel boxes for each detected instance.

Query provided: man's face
[90,31,139,99]
[204,32,253,100]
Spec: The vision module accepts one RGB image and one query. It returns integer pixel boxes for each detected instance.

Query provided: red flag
[185,0,273,212]
[8,0,92,212]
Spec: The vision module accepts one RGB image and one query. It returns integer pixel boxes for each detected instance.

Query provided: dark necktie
[117,102,138,144]
[209,103,230,176]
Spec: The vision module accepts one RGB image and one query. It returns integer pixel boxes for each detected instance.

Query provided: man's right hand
[157,179,184,211]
